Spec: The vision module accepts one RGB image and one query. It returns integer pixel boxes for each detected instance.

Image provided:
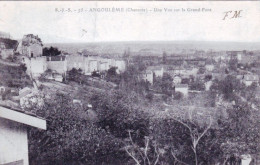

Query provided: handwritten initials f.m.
[223,10,242,20]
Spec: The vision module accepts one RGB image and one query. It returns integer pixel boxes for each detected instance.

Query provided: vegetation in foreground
[28,73,260,165]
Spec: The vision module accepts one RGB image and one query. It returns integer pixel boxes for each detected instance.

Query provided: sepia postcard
[0,1,260,165]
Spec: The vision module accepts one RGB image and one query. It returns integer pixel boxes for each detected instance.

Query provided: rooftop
[47,56,66,61]
[140,70,153,75]
[0,105,46,130]
[175,84,188,88]
[147,66,164,71]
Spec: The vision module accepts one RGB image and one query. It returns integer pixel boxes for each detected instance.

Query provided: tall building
[21,34,43,58]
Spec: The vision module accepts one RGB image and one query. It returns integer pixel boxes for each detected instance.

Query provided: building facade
[46,56,67,75]
[21,34,43,58]
[23,56,47,78]
[0,106,46,165]
[140,71,153,84]
[66,54,126,75]
[174,84,189,96]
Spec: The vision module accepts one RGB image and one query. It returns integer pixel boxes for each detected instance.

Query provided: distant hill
[45,41,260,57]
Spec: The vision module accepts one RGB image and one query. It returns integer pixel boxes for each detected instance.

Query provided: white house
[66,54,83,70]
[21,34,43,58]
[115,60,126,73]
[173,68,186,76]
[0,86,6,94]
[99,62,109,71]
[205,80,213,91]
[66,54,126,75]
[45,71,63,82]
[88,60,98,74]
[243,75,259,86]
[46,56,67,75]
[140,70,153,84]
[0,106,46,165]
[23,56,47,78]
[205,64,214,72]
[173,75,182,85]
[147,66,164,77]
[186,68,199,76]
[175,84,189,97]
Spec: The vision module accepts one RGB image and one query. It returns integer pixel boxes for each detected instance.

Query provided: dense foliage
[28,71,260,164]
[43,46,61,56]
[0,63,31,88]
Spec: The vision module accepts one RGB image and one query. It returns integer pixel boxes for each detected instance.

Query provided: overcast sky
[0,1,260,43]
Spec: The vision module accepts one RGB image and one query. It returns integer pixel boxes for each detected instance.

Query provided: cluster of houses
[140,50,260,97]
[11,34,126,81]
[1,31,260,164]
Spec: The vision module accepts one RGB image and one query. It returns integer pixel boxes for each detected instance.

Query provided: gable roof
[0,106,46,130]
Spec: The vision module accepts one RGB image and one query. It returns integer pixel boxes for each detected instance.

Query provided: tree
[67,68,84,84]
[190,78,205,91]
[162,51,167,64]
[204,75,212,82]
[124,133,163,165]
[172,91,183,100]
[91,70,100,77]
[28,93,124,164]
[198,67,206,74]
[119,65,150,95]
[216,102,260,164]
[210,75,245,101]
[90,90,150,140]
[152,73,173,96]
[43,46,61,56]
[161,73,173,95]
[228,58,238,71]
[107,67,117,77]
[106,67,120,84]
[149,106,221,165]
[170,108,213,165]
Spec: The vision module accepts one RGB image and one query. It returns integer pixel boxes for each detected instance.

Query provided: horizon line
[42,40,260,44]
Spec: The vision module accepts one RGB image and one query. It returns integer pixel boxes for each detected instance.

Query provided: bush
[173,91,183,100]
[29,93,125,164]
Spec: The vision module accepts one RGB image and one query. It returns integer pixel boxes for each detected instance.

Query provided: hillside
[0,60,32,88]
[0,38,19,49]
